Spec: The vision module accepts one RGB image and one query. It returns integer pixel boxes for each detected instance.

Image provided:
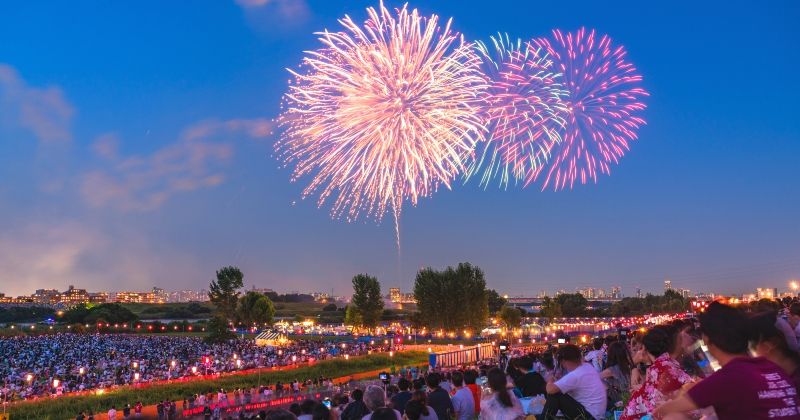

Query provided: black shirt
[515,371,547,397]
[427,387,454,420]
[390,391,413,414]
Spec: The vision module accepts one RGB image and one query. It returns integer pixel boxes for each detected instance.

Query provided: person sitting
[584,338,605,372]
[425,373,453,420]
[340,389,369,420]
[409,391,438,420]
[620,325,693,420]
[655,302,800,419]
[749,311,800,391]
[391,378,414,415]
[600,341,632,410]
[542,344,607,420]
[450,371,475,420]
[512,356,546,398]
[479,368,524,420]
[362,385,402,420]
[463,369,481,416]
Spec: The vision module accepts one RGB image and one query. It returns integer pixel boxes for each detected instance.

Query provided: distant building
[756,288,778,300]
[611,286,622,299]
[635,287,642,298]
[664,280,673,292]
[168,289,208,302]
[678,288,691,299]
[32,289,61,305]
[114,291,163,304]
[389,287,401,303]
[152,287,169,303]
[61,285,90,305]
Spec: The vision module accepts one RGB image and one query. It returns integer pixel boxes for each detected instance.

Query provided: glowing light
[278,2,487,247]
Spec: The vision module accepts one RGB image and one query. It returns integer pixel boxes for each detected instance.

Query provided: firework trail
[528,28,649,190]
[467,33,568,188]
[278,2,487,248]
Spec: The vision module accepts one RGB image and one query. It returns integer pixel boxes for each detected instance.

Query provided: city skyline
[0,1,798,297]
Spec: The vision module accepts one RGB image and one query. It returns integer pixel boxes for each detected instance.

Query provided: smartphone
[557,338,566,344]
[689,339,720,374]
[323,398,332,408]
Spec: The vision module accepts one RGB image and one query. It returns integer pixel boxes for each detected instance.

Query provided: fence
[429,343,497,368]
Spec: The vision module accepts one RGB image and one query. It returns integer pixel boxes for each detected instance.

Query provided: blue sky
[0,0,798,297]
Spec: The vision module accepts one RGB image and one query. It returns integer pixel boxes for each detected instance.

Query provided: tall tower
[664,280,673,292]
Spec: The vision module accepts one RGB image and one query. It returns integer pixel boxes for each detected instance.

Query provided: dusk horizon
[1,0,798,298]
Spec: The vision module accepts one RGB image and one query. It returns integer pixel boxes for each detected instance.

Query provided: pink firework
[528,28,649,190]
[468,33,567,188]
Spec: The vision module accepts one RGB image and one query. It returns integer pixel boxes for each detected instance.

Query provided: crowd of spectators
[0,334,385,401]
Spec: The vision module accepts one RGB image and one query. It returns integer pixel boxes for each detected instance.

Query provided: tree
[208,266,244,321]
[499,305,522,328]
[344,305,363,327]
[413,262,489,332]
[348,274,384,331]
[540,297,562,319]
[236,291,276,327]
[487,289,507,315]
[322,303,338,311]
[556,293,589,317]
[204,316,235,344]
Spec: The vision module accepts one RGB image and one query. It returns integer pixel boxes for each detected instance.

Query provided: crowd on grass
[153,299,800,420]
[8,298,800,419]
[0,334,386,401]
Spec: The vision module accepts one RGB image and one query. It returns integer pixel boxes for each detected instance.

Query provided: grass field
[7,351,428,419]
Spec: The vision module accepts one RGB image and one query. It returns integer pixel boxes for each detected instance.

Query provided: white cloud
[0,221,207,297]
[0,63,74,142]
[81,118,272,211]
[234,0,310,29]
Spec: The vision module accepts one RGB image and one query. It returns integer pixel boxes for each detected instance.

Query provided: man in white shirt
[450,371,475,420]
[583,338,605,372]
[543,344,607,420]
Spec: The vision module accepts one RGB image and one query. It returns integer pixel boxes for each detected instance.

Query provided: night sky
[0,1,798,297]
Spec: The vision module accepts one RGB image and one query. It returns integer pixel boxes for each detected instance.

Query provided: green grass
[7,351,428,420]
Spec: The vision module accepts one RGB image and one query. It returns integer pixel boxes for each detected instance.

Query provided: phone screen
[557,338,566,344]
[323,400,331,408]
[689,339,720,373]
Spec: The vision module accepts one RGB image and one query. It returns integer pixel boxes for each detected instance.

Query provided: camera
[557,338,566,344]
[379,372,389,384]
[498,341,509,353]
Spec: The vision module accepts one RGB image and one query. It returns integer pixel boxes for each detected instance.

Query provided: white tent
[255,331,289,347]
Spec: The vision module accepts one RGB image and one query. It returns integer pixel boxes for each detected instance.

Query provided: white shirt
[479,390,524,420]
[451,387,475,420]
[107,408,117,420]
[554,363,607,420]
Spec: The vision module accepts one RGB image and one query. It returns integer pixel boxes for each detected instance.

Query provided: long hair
[410,391,430,416]
[605,341,632,377]
[749,311,800,366]
[487,368,512,408]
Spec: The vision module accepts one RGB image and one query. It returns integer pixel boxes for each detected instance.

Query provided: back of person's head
[288,403,302,417]
[486,368,512,407]
[311,403,330,420]
[412,378,425,391]
[790,302,800,317]
[450,371,464,387]
[540,352,555,370]
[749,311,800,362]
[363,385,387,411]
[300,399,316,415]
[411,390,428,404]
[592,338,604,350]
[700,302,749,355]
[397,378,411,391]
[754,299,779,314]
[516,356,534,371]
[463,369,477,385]
[351,389,364,401]
[404,400,429,420]
[264,409,297,420]
[556,344,581,364]
[425,372,441,389]
[605,341,632,375]
[370,407,396,420]
[642,325,677,357]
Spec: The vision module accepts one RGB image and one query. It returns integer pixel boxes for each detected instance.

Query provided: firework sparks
[468,33,567,188]
[529,28,649,190]
[278,2,486,246]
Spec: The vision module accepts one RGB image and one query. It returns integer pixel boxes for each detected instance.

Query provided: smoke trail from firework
[529,28,649,190]
[278,2,486,248]
[468,33,568,188]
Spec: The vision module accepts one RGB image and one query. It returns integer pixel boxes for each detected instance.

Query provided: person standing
[107,406,118,420]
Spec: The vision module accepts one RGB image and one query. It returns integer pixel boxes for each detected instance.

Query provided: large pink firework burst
[528,28,649,190]
[277,2,487,246]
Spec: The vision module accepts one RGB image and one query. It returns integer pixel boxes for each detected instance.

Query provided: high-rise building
[636,287,643,298]
[664,280,673,292]
[679,288,691,299]
[114,291,163,304]
[756,288,778,300]
[389,288,401,303]
[611,286,622,299]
